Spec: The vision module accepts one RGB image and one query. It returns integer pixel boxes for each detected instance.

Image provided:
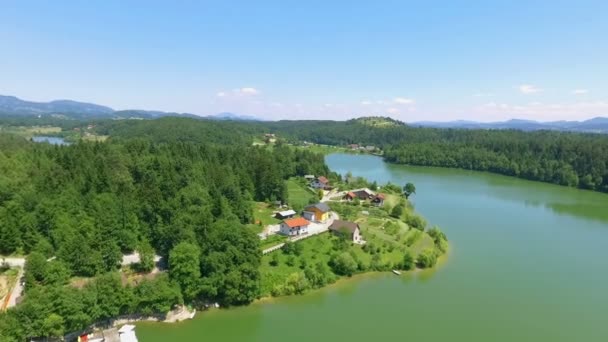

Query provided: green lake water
[138,153,608,341]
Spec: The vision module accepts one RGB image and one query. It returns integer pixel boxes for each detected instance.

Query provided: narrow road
[1,257,26,310]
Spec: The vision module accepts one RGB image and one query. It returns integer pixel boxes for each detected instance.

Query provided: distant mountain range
[2,95,607,133]
[0,95,262,121]
[411,118,608,133]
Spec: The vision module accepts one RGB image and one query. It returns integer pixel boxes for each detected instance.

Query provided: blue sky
[1,1,607,121]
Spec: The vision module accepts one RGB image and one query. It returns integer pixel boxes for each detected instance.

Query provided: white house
[310,176,329,189]
[279,217,310,236]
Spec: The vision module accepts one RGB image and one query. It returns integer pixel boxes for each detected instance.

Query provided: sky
[1,0,607,122]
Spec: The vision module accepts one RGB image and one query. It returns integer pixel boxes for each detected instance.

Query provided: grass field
[286,178,316,209]
[0,125,63,138]
[252,202,281,227]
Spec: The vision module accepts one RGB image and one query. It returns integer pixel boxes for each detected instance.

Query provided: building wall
[303,211,315,221]
[280,222,291,235]
[353,228,361,242]
[279,223,309,236]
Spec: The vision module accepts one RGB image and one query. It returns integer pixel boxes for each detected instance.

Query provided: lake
[138,153,608,341]
[31,136,69,145]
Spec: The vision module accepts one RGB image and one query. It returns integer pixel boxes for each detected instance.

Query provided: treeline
[262,119,608,192]
[0,128,328,341]
[383,130,608,191]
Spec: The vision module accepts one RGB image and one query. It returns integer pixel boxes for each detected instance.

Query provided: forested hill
[0,131,327,340]
[261,118,608,192]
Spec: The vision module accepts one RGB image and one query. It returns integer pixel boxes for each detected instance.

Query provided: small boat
[392,270,401,275]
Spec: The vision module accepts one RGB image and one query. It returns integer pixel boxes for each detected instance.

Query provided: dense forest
[261,118,608,192]
[0,129,327,341]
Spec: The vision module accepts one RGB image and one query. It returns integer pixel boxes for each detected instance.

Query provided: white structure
[279,217,310,236]
[310,176,329,189]
[275,209,296,219]
[118,324,138,342]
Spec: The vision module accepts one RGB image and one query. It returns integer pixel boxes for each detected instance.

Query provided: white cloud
[238,87,259,95]
[476,101,608,121]
[360,100,373,105]
[518,84,542,94]
[387,107,400,114]
[216,87,260,98]
[393,97,415,105]
[572,89,589,95]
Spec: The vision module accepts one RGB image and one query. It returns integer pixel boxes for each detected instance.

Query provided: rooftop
[317,176,329,184]
[305,202,330,213]
[329,220,360,234]
[283,217,310,228]
[277,209,296,216]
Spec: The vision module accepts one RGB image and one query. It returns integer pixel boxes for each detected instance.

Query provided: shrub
[402,251,414,270]
[330,252,358,276]
[269,253,280,266]
[416,249,437,268]
[390,205,404,218]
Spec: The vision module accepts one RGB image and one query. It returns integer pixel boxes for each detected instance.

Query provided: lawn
[286,178,316,209]
[260,233,339,296]
[252,202,281,227]
[260,234,288,250]
[0,125,63,138]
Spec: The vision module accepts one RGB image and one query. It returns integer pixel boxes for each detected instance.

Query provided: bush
[269,253,280,266]
[404,213,426,231]
[329,252,358,276]
[416,249,437,268]
[428,227,448,253]
[286,255,296,267]
[390,205,404,218]
[402,251,414,270]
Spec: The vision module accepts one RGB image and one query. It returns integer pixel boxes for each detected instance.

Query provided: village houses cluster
[267,175,373,245]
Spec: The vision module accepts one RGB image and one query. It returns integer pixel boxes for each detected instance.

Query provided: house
[304,175,315,181]
[263,133,276,143]
[371,193,385,206]
[365,145,376,151]
[348,144,359,150]
[303,203,331,222]
[311,176,330,189]
[275,209,296,219]
[279,217,310,236]
[352,189,375,200]
[329,220,362,243]
[343,191,356,201]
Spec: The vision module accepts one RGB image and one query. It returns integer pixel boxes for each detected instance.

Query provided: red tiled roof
[345,192,356,198]
[317,176,329,184]
[375,193,386,200]
[283,217,310,228]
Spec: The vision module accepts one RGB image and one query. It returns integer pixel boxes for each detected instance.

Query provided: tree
[42,313,65,338]
[370,181,378,191]
[269,252,280,266]
[43,261,71,286]
[402,251,414,270]
[169,242,201,301]
[416,249,437,268]
[137,239,155,273]
[330,252,358,276]
[390,204,404,219]
[403,182,416,199]
[24,252,47,290]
